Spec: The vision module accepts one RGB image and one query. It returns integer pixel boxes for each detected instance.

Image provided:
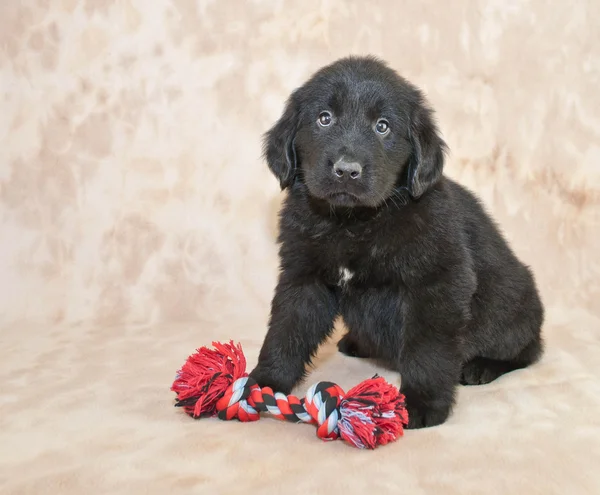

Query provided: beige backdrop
[1,1,599,494]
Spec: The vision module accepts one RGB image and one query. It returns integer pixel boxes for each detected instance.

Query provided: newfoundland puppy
[249,56,544,429]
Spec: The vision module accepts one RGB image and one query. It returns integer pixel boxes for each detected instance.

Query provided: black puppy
[250,56,544,429]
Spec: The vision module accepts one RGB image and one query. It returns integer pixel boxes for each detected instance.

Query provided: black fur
[250,56,544,429]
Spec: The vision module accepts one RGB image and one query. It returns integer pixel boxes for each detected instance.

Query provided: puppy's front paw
[405,403,450,429]
[248,366,294,395]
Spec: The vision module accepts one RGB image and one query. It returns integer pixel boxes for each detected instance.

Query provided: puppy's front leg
[399,339,461,429]
[249,277,338,394]
[400,286,468,429]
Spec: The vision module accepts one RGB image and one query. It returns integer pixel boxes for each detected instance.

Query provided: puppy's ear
[263,92,300,190]
[407,101,447,198]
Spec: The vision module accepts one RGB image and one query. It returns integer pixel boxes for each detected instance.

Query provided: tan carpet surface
[1,1,599,493]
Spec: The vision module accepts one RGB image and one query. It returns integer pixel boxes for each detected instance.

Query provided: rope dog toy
[171,341,409,449]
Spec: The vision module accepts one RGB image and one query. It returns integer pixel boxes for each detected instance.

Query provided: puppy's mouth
[327,192,362,207]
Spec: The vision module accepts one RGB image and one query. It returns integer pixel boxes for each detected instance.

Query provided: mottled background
[1,1,599,494]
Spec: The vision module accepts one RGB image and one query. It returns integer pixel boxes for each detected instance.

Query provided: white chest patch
[338,267,354,287]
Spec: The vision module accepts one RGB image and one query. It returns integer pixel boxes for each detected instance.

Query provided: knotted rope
[171,341,408,449]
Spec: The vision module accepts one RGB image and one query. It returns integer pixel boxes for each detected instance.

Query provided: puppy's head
[264,56,447,208]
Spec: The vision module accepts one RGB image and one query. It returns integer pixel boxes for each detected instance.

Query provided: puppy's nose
[333,160,362,180]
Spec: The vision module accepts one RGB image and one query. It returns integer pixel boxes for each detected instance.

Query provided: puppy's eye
[375,119,390,135]
[318,111,333,127]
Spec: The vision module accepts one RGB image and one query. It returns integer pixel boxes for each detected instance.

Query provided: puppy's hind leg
[337,332,371,358]
[460,336,543,385]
